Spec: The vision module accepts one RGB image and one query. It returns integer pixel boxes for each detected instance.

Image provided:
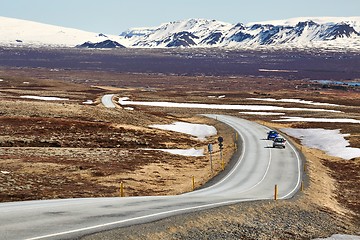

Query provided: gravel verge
[81,198,359,240]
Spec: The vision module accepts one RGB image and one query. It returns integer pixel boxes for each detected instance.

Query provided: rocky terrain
[0,48,359,239]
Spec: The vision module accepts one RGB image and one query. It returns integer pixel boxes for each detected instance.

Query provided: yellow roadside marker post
[274,184,278,200]
[120,181,124,197]
[192,176,195,191]
[301,181,304,192]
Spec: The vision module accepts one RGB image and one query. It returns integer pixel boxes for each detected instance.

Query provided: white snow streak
[119,99,341,113]
[82,100,94,105]
[274,117,360,124]
[155,148,204,157]
[20,95,69,101]
[247,98,340,107]
[239,112,285,116]
[258,69,298,73]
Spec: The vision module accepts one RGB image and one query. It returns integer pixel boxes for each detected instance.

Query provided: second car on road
[273,137,286,148]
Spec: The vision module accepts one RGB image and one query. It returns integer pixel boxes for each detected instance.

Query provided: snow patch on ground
[258,69,298,73]
[20,95,69,101]
[247,97,340,107]
[208,95,226,98]
[154,148,204,157]
[281,128,360,160]
[239,112,285,116]
[150,122,217,140]
[119,97,130,101]
[119,98,341,113]
[82,100,94,105]
[275,117,360,124]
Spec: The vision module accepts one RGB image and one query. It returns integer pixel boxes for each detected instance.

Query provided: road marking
[238,147,272,193]
[279,141,302,199]
[25,197,267,240]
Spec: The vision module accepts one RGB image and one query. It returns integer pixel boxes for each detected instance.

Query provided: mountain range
[0,16,359,51]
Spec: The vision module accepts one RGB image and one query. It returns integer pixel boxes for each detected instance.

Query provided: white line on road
[279,141,302,199]
[25,197,265,240]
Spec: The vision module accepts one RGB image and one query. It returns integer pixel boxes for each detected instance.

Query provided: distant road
[101,94,116,108]
[0,115,303,240]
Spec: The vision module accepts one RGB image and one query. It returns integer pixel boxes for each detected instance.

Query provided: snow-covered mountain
[1,16,360,50]
[120,19,234,47]
[0,16,123,47]
[120,17,360,50]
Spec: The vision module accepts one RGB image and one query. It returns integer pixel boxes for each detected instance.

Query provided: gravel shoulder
[81,199,357,240]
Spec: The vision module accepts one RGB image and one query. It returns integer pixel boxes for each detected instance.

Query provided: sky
[1,0,359,35]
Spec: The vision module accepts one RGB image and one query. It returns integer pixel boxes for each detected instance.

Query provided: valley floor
[0,49,359,239]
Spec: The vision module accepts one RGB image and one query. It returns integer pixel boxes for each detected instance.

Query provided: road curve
[101,94,116,108]
[0,115,303,240]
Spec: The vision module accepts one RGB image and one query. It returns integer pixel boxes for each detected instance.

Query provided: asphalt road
[101,94,116,108]
[0,115,303,240]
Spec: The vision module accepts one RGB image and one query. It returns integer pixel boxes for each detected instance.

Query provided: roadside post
[301,181,304,192]
[208,143,213,174]
[274,184,278,200]
[120,181,124,197]
[218,136,224,170]
[234,131,238,149]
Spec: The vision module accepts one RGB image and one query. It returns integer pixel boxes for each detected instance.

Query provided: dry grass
[0,66,359,229]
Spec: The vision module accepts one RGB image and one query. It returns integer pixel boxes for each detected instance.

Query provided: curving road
[0,115,303,240]
[101,94,116,108]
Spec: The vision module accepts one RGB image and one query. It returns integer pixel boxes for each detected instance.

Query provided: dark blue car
[267,130,279,140]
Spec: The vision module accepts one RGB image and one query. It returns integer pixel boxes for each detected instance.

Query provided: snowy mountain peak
[158,18,231,31]
[248,16,360,27]
[120,17,360,50]
[1,16,360,51]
